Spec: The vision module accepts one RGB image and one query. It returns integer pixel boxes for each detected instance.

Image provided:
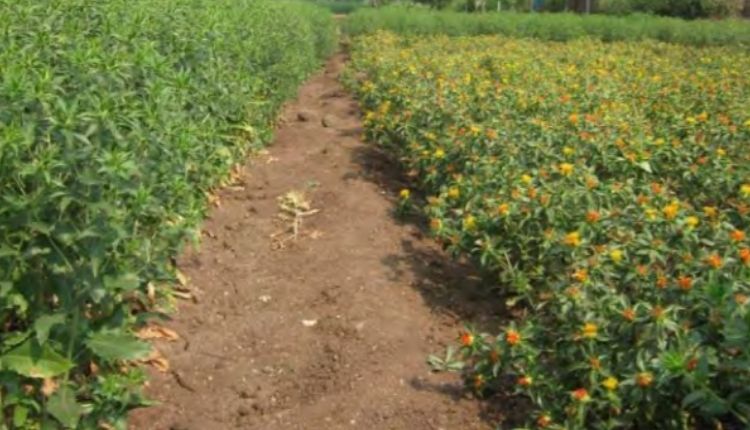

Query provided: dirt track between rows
[129,52,502,430]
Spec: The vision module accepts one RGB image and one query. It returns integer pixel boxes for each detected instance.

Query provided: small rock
[259,295,272,303]
[321,114,338,128]
[297,111,315,122]
[302,319,318,327]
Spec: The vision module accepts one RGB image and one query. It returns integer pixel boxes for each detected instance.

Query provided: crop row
[348,32,750,428]
[0,0,335,427]
[343,5,750,46]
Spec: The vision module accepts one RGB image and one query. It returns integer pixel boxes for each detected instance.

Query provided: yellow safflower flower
[602,377,619,391]
[563,231,582,247]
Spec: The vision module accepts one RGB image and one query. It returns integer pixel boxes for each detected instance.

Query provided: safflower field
[347,31,750,428]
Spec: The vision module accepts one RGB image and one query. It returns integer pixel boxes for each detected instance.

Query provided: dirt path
[129,53,499,430]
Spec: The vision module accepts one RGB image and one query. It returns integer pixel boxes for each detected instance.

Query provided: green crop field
[0,0,334,427]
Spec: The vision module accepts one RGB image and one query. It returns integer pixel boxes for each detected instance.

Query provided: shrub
[0,0,334,427]
[347,32,750,428]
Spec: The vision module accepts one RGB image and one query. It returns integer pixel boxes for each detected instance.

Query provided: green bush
[0,0,335,428]
[343,5,750,45]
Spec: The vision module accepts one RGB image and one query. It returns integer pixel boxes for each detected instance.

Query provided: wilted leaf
[136,325,180,341]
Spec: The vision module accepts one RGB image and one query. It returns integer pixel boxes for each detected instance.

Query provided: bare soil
[128,53,503,430]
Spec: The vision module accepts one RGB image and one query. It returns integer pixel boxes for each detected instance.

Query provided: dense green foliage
[343,5,750,45]
[348,31,750,429]
[0,0,334,427]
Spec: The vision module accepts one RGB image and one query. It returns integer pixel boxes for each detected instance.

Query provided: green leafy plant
[0,0,335,427]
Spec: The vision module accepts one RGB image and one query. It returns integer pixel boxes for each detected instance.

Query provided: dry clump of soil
[128,53,504,430]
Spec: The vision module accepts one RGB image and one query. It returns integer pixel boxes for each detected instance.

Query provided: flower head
[610,249,623,263]
[506,329,521,346]
[459,331,474,347]
[559,163,574,176]
[399,189,410,199]
[582,322,598,339]
[636,372,654,388]
[685,216,699,228]
[564,231,582,247]
[730,229,746,242]
[537,415,552,428]
[678,275,693,291]
[518,375,533,387]
[663,202,680,220]
[740,248,750,265]
[571,388,590,402]
[706,254,723,269]
[602,377,619,391]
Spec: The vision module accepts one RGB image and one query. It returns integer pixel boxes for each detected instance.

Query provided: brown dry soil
[129,53,505,430]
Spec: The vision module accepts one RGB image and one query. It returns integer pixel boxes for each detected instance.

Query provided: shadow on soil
[348,142,523,427]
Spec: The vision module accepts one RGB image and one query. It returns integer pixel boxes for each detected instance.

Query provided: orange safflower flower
[677,276,693,291]
[706,254,723,269]
[498,203,510,216]
[537,415,552,428]
[506,329,521,346]
[571,388,590,402]
[651,182,663,194]
[636,265,649,276]
[569,113,579,125]
[730,230,746,242]
[459,331,474,347]
[586,210,601,223]
[572,268,588,283]
[622,308,635,321]
[656,275,668,289]
[740,248,750,265]
[430,218,442,231]
[518,375,533,387]
[636,372,654,388]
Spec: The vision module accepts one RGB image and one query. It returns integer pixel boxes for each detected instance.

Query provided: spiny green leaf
[47,386,83,429]
[85,330,150,361]
[0,339,73,379]
[34,314,66,345]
